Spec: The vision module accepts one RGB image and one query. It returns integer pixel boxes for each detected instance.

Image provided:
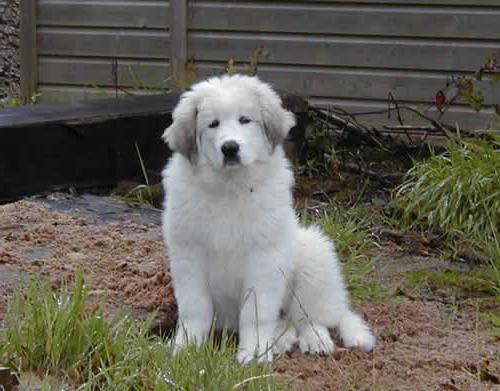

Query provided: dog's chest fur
[164,152,295,252]
[163,152,296,325]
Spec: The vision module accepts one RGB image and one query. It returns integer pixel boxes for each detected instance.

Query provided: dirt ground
[0,194,499,390]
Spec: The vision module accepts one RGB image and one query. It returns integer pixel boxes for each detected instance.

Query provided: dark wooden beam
[0,94,179,201]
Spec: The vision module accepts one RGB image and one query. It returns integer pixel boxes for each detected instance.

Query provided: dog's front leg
[170,249,213,352]
[237,253,287,365]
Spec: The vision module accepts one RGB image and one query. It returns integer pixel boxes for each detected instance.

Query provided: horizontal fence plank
[309,97,499,130]
[38,60,500,106]
[309,0,500,4]
[37,85,161,103]
[37,84,498,131]
[38,0,170,29]
[189,32,499,72]
[38,27,170,59]
[193,63,500,105]
[316,0,500,7]
[190,2,500,40]
[39,57,170,88]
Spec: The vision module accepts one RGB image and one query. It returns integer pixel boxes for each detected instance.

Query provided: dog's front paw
[172,333,190,355]
[298,324,335,354]
[273,326,298,355]
[237,347,273,365]
[342,329,376,352]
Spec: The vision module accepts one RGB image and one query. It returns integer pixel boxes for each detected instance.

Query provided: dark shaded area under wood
[0,95,177,201]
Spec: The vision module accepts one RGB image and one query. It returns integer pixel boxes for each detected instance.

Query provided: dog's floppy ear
[256,80,296,149]
[162,89,198,162]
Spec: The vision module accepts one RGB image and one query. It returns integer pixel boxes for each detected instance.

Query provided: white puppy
[162,75,375,364]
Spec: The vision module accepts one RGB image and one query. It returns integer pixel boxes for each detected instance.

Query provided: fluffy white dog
[162,75,375,364]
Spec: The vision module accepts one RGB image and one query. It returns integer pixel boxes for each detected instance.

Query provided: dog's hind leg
[289,226,375,353]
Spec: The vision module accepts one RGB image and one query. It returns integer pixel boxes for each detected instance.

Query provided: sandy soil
[0,195,498,390]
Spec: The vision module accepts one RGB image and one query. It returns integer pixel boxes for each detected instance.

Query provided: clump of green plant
[395,136,500,292]
[113,143,164,208]
[293,113,339,178]
[0,96,24,108]
[406,269,498,296]
[481,310,500,337]
[0,271,282,390]
[0,91,41,107]
[395,137,499,244]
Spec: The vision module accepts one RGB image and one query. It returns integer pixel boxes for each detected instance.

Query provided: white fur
[162,75,375,364]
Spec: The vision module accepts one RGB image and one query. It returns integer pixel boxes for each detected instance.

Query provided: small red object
[435,90,446,109]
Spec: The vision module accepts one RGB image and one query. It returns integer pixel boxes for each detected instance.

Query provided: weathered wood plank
[310,97,500,131]
[0,94,178,128]
[309,0,500,4]
[39,57,170,88]
[37,86,154,103]
[38,0,170,29]
[193,63,500,107]
[189,32,499,72]
[38,27,170,59]
[190,2,500,40]
[36,59,500,106]
[20,0,37,101]
[33,83,499,131]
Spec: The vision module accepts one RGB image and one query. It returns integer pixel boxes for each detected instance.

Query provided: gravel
[0,0,20,102]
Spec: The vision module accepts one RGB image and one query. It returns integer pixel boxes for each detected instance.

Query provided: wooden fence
[20,0,500,129]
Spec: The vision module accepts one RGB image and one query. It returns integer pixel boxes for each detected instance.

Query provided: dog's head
[162,74,296,169]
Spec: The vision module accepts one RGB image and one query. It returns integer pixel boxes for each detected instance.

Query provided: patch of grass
[0,92,40,107]
[406,269,499,296]
[113,182,164,208]
[481,310,500,337]
[394,136,500,291]
[344,255,393,300]
[0,96,24,108]
[395,137,499,246]
[0,271,283,390]
[112,144,164,208]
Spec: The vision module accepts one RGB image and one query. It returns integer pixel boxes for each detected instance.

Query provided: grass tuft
[395,137,499,245]
[406,269,499,296]
[0,270,282,390]
[394,137,500,292]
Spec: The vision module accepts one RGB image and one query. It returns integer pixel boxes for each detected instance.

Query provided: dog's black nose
[221,141,240,158]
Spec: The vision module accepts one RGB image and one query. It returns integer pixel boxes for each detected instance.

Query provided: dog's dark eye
[239,116,251,124]
[208,119,219,128]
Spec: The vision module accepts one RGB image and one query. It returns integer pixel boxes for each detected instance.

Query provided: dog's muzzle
[221,140,241,166]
